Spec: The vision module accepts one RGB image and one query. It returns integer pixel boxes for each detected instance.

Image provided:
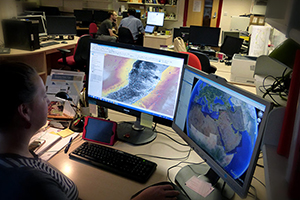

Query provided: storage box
[230,54,257,85]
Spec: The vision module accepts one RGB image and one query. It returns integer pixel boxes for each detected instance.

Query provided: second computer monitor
[146,12,165,27]
[74,9,93,26]
[94,10,108,23]
[220,36,244,59]
[46,16,77,37]
[189,26,221,47]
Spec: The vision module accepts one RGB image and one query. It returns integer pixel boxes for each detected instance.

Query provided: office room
[0,0,300,200]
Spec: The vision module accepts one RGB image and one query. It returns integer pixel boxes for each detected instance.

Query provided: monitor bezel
[146,12,165,27]
[86,39,188,127]
[172,65,273,198]
[46,16,77,36]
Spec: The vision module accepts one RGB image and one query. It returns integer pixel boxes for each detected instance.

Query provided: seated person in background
[0,61,180,200]
[96,10,118,42]
[119,8,145,45]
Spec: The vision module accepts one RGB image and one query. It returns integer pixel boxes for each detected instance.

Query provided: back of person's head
[108,10,115,19]
[128,8,136,16]
[0,61,38,130]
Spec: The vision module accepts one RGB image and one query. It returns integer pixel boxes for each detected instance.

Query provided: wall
[219,0,253,31]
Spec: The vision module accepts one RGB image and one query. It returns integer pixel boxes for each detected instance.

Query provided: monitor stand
[116,118,157,145]
[175,164,235,200]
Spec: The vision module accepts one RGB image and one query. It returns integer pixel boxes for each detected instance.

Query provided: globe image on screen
[186,80,259,179]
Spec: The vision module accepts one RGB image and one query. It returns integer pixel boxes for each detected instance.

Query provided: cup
[154,31,157,36]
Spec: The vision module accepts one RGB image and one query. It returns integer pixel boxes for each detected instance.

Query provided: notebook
[145,25,155,34]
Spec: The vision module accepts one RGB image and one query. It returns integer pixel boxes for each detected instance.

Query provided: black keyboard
[40,41,60,47]
[69,142,157,183]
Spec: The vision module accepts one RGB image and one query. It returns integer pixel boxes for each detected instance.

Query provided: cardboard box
[230,54,257,85]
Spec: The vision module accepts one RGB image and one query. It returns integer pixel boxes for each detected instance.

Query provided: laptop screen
[145,25,155,33]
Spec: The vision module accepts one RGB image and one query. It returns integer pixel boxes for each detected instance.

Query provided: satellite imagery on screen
[101,54,181,117]
[187,79,265,182]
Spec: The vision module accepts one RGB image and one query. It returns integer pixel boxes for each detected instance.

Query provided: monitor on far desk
[74,9,93,27]
[189,25,220,49]
[87,39,188,145]
[172,65,272,199]
[46,16,77,40]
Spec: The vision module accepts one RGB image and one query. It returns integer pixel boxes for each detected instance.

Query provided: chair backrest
[118,27,135,44]
[188,50,217,74]
[89,23,98,38]
[179,51,202,71]
[74,34,91,70]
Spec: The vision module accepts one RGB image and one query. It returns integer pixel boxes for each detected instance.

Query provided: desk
[143,34,173,49]
[49,109,266,200]
[0,37,78,82]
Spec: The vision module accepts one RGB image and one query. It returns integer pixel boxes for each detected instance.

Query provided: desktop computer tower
[2,19,40,51]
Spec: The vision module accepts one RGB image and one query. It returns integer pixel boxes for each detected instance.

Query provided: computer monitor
[220,36,244,60]
[221,30,240,44]
[146,12,165,27]
[94,10,108,23]
[46,16,77,37]
[17,15,47,36]
[87,39,188,145]
[172,65,272,199]
[189,26,221,47]
[173,27,190,42]
[74,9,93,27]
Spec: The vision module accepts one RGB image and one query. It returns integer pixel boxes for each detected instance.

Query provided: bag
[174,37,187,52]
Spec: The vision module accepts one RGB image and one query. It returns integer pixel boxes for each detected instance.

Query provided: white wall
[219,0,253,31]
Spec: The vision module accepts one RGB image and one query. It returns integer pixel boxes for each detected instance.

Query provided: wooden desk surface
[49,110,266,200]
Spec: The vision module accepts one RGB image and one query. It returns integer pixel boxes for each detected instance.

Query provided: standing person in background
[96,10,118,42]
[119,8,145,45]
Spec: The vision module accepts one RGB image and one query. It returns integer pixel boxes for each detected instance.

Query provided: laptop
[145,25,155,34]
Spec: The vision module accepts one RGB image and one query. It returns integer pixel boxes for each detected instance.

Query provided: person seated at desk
[0,61,180,200]
[96,10,118,42]
[119,8,145,46]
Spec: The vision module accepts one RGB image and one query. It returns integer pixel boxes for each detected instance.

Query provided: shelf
[127,2,175,7]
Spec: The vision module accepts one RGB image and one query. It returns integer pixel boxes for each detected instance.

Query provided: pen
[64,137,73,154]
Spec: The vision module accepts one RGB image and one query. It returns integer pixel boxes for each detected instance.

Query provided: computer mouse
[131,181,190,200]
[61,41,68,44]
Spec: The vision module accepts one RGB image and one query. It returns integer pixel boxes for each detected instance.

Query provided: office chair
[188,50,217,74]
[179,51,202,71]
[118,27,135,44]
[89,23,98,38]
[57,34,90,72]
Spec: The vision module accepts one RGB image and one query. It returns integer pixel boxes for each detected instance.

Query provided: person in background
[0,61,180,200]
[119,8,145,45]
[96,10,118,42]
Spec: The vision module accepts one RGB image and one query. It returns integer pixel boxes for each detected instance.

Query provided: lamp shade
[55,91,73,101]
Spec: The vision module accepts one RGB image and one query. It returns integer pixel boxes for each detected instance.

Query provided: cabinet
[126,1,178,21]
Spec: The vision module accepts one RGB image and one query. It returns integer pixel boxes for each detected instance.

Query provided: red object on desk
[277,50,300,157]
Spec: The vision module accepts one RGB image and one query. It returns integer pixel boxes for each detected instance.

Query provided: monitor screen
[94,10,108,23]
[17,15,47,36]
[46,16,77,36]
[146,12,165,27]
[189,26,221,47]
[220,36,244,59]
[172,65,272,199]
[87,39,188,145]
[145,25,155,33]
[74,9,93,23]
[221,30,240,44]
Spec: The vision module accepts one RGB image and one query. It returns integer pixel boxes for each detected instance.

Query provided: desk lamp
[55,91,84,132]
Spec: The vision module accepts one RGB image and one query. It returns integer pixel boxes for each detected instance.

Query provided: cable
[135,148,192,161]
[253,176,266,188]
[156,131,189,146]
